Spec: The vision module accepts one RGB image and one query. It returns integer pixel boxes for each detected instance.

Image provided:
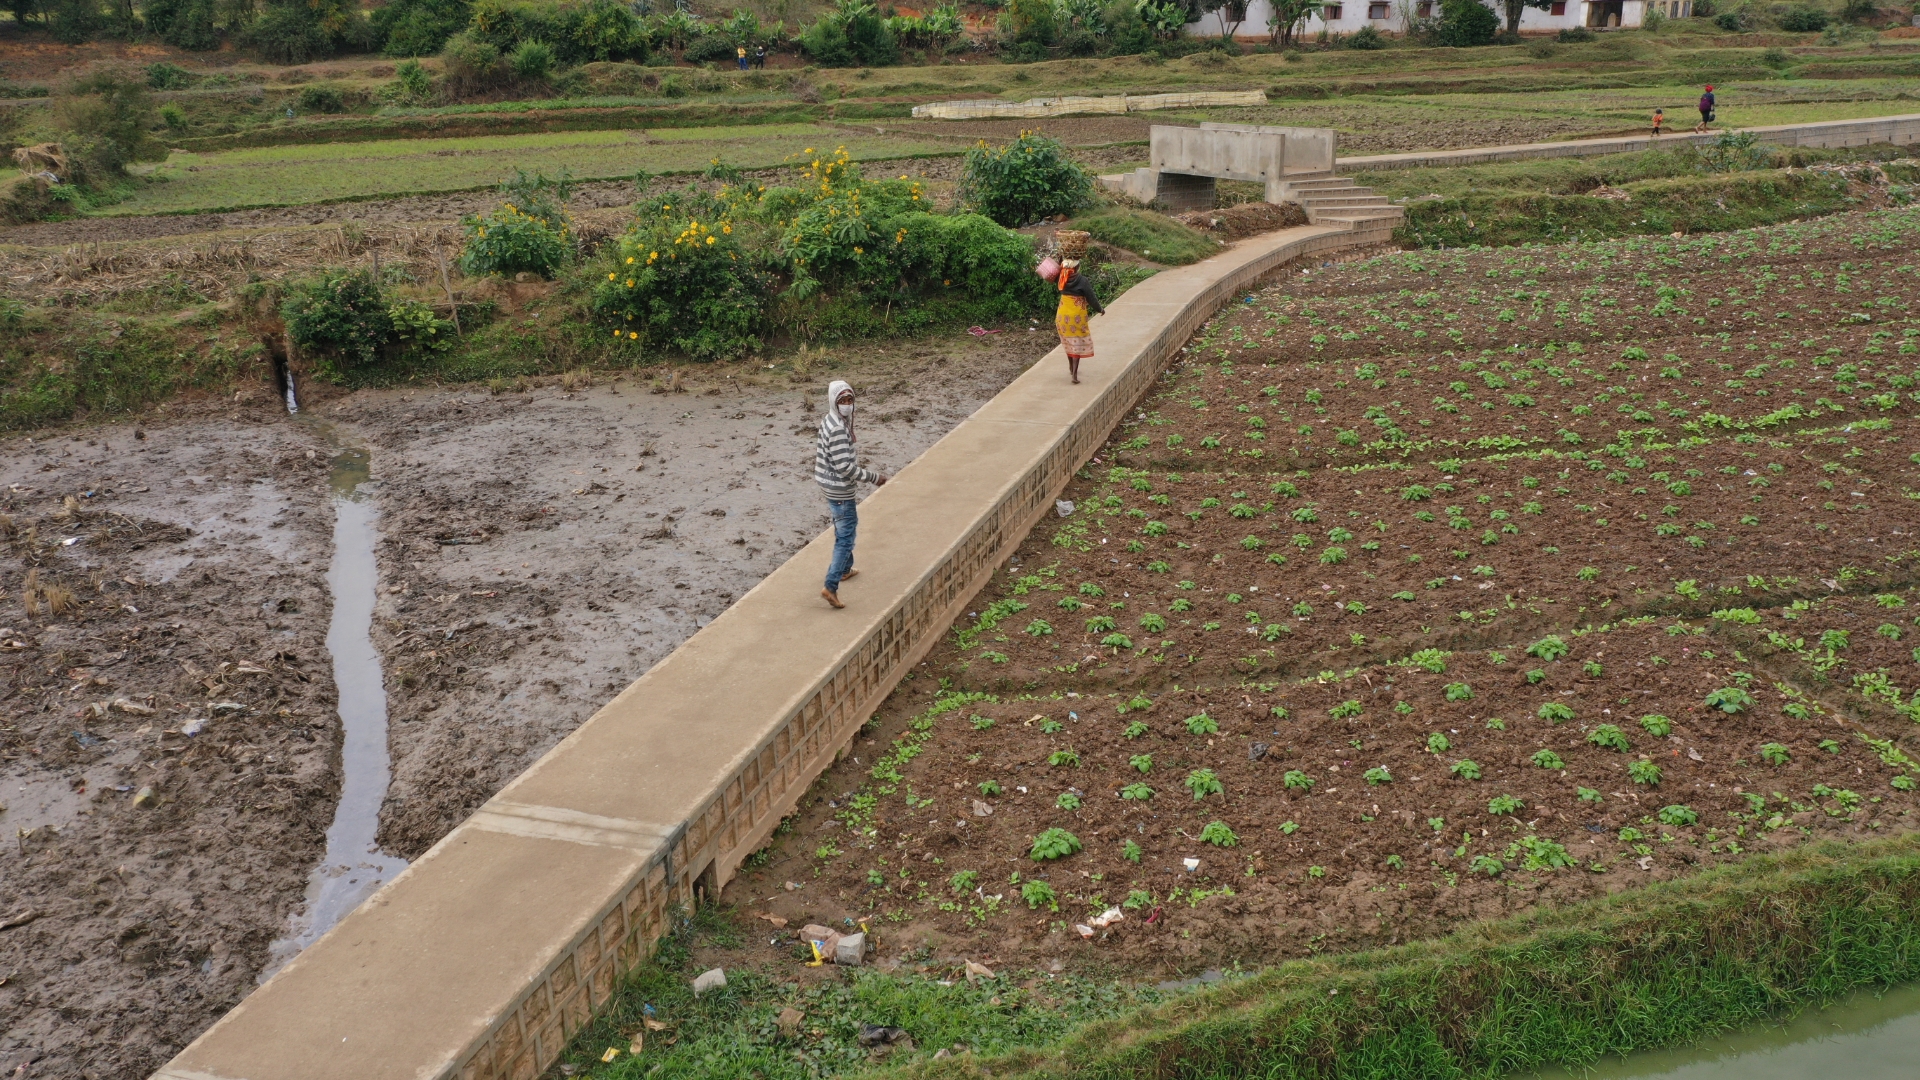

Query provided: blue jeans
[826,498,857,592]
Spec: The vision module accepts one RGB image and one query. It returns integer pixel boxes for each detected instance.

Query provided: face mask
[838,402,853,418]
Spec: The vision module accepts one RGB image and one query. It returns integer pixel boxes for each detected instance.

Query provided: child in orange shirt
[1652,108,1664,135]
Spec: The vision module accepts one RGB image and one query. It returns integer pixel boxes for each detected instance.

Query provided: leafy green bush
[53,69,162,188]
[1436,0,1498,46]
[145,62,192,90]
[593,190,769,359]
[460,170,573,280]
[297,85,347,113]
[508,39,556,79]
[959,130,1096,228]
[467,0,649,65]
[1348,24,1387,49]
[439,33,509,97]
[282,272,454,381]
[683,34,736,64]
[374,0,473,56]
[799,0,900,66]
[246,0,371,64]
[143,0,221,50]
[1777,6,1830,30]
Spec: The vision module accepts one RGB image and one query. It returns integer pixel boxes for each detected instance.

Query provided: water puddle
[262,443,408,979]
[1516,981,1920,1080]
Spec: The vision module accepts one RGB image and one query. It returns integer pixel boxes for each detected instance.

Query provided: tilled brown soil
[715,208,1920,983]
[732,621,1920,976]
[0,402,341,1080]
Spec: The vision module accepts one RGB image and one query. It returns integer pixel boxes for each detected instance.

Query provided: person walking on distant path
[1651,108,1665,136]
[1696,86,1716,132]
[815,380,887,609]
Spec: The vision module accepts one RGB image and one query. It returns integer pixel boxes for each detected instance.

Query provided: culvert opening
[265,333,299,414]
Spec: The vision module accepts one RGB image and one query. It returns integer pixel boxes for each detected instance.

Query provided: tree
[1436,0,1498,44]
[1267,0,1324,44]
[1495,0,1551,33]
[1212,0,1248,39]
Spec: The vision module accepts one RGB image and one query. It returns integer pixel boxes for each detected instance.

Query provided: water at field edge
[1516,981,1920,1080]
[259,443,409,980]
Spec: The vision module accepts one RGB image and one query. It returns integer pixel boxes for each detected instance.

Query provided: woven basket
[1053,229,1089,260]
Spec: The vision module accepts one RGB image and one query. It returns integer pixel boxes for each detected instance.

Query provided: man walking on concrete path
[815,380,887,609]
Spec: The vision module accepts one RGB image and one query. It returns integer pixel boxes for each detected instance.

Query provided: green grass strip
[878,836,1920,1079]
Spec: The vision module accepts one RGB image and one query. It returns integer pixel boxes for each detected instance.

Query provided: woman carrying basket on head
[1039,230,1103,385]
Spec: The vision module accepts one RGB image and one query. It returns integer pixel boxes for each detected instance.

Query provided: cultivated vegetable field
[790,208,1920,965]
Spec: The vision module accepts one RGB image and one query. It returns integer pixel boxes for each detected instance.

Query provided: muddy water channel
[263,444,408,976]
[1521,983,1920,1079]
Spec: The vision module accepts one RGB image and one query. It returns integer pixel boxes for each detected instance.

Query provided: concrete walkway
[1338,112,1920,172]
[152,218,1390,1080]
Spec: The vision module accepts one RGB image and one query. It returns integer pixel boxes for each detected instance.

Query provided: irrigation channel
[1519,982,1920,1079]
[261,439,408,978]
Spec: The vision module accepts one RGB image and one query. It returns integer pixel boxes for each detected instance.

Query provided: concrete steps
[1278,173,1404,229]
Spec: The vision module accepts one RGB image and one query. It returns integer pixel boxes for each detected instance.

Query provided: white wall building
[1184,0,1687,38]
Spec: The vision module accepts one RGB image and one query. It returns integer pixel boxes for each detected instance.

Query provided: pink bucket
[1036,256,1060,281]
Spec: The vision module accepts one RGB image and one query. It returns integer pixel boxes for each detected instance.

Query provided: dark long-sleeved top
[1060,269,1104,315]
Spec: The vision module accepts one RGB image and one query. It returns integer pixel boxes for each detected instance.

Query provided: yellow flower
[626,279,635,287]
[722,224,732,234]
[629,332,638,339]
[706,236,716,245]
[626,256,634,264]
[853,246,863,254]
[609,272,617,280]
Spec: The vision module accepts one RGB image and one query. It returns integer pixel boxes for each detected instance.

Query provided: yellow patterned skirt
[1055,295,1094,358]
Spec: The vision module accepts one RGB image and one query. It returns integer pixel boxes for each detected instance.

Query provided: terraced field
[727,208,1920,973]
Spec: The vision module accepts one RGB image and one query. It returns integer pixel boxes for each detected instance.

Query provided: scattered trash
[691,967,727,996]
[131,786,156,808]
[210,701,246,713]
[756,912,788,928]
[966,326,1002,336]
[600,1046,621,1063]
[834,932,866,966]
[971,799,994,817]
[1145,905,1165,926]
[628,1033,644,1055]
[1088,907,1124,929]
[1054,500,1075,518]
[1247,741,1269,762]
[179,718,207,737]
[777,1007,805,1036]
[1637,856,1656,871]
[1182,857,1200,872]
[802,923,840,966]
[111,697,155,716]
[858,1024,913,1051]
[783,880,802,891]
[963,960,995,983]
[1073,924,1095,939]
[933,1045,970,1060]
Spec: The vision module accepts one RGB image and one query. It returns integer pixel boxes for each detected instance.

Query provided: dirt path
[0,331,1043,1078]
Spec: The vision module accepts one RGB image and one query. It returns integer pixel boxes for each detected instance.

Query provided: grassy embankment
[549,837,1920,1079]
[1374,142,1920,247]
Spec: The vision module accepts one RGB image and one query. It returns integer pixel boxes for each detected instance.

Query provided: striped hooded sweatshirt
[814,379,878,501]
